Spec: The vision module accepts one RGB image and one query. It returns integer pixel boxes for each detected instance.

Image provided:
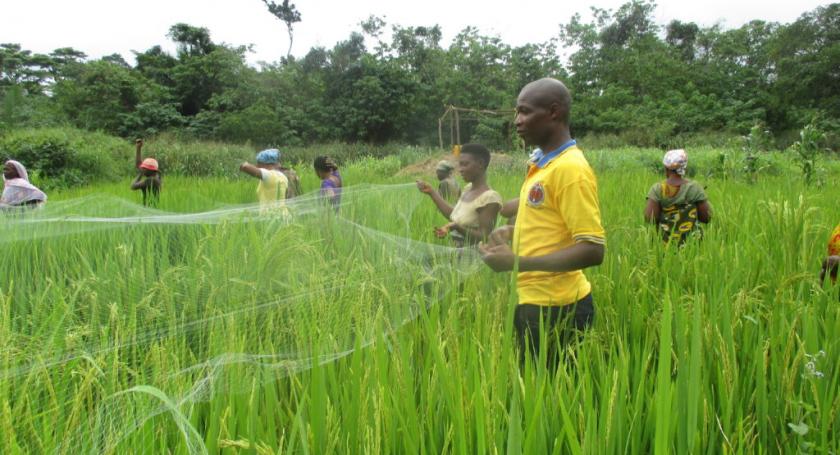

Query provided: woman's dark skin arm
[417,180,454,219]
[644,199,661,224]
[135,139,143,168]
[500,198,518,218]
[132,171,161,191]
[131,172,147,191]
[240,162,262,179]
[821,255,839,283]
[450,203,501,243]
[696,201,712,223]
[500,198,518,225]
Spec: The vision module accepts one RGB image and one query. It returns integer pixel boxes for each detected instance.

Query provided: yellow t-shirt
[512,146,605,306]
[258,169,289,214]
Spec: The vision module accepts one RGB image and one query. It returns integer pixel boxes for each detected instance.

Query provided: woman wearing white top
[1,160,47,210]
[417,143,502,247]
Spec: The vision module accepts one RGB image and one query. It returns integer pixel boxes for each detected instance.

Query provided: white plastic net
[0,183,483,453]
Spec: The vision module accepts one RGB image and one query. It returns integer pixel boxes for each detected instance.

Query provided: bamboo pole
[438,117,443,149]
[454,108,461,145]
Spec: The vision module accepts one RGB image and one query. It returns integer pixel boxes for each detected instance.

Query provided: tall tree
[0,44,53,95]
[168,23,216,58]
[261,0,302,60]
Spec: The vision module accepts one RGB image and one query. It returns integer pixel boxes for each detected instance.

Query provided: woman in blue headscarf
[240,149,289,214]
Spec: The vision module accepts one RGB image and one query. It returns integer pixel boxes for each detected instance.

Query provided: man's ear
[547,102,562,120]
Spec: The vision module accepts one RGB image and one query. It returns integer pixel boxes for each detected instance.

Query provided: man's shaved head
[514,78,574,147]
[517,78,572,124]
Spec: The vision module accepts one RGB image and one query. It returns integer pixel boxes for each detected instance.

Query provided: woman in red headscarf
[131,138,161,207]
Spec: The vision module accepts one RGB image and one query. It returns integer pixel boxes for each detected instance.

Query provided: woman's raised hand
[416,180,433,194]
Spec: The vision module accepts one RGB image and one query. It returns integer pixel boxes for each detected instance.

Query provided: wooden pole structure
[437,105,515,151]
[438,117,443,149]
[454,108,461,145]
[450,107,455,148]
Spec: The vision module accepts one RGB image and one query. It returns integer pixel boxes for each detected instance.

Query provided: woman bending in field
[1,160,47,209]
[644,149,711,245]
[314,155,342,211]
[416,143,502,247]
[131,139,162,207]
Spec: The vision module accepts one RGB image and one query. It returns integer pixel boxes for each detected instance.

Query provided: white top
[450,183,502,229]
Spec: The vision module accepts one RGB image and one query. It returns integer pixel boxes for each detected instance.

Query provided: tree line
[1,1,838,149]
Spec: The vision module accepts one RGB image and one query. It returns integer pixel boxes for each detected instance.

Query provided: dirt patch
[396,152,522,177]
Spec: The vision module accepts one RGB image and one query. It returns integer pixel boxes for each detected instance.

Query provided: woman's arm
[644,199,661,224]
[500,198,518,218]
[130,172,147,191]
[450,203,500,242]
[417,180,454,219]
[696,201,712,223]
[240,162,262,179]
[821,255,839,283]
[135,139,143,168]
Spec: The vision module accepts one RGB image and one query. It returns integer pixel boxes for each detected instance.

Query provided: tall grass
[0,147,838,453]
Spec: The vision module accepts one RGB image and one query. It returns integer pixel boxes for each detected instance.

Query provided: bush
[470,117,513,151]
[215,104,302,147]
[0,127,129,188]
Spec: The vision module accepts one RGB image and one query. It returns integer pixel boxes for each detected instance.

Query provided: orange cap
[139,158,159,171]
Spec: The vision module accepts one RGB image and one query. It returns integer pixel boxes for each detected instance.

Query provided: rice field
[1,147,838,454]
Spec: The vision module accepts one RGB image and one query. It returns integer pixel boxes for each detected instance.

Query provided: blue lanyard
[534,139,576,168]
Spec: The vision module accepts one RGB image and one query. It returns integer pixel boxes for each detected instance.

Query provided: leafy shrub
[470,117,513,151]
[215,103,302,147]
[791,122,827,186]
[0,127,129,188]
[117,102,185,139]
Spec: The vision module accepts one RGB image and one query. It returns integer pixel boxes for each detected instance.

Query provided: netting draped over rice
[0,183,480,453]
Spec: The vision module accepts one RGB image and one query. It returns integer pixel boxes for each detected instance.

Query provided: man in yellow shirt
[480,78,605,363]
[240,148,289,215]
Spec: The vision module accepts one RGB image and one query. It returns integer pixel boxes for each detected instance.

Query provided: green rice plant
[0,146,837,454]
[792,122,827,186]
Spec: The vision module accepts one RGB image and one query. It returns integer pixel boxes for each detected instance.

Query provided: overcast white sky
[2,0,833,65]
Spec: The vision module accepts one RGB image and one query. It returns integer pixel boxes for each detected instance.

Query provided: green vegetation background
[1,1,840,152]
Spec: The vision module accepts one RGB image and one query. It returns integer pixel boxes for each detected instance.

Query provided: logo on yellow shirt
[527,182,545,207]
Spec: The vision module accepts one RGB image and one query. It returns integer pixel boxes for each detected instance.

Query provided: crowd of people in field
[2,77,837,363]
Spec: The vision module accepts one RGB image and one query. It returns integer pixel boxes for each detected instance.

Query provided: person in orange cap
[131,138,161,207]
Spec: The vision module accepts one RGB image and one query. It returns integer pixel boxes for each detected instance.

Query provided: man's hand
[479,242,516,272]
[487,225,514,246]
[416,180,433,194]
[135,138,143,147]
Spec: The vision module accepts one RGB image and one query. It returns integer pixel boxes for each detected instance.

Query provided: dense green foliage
[2,124,837,190]
[1,2,839,148]
[1,147,838,453]
[0,127,444,186]
[0,128,128,188]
